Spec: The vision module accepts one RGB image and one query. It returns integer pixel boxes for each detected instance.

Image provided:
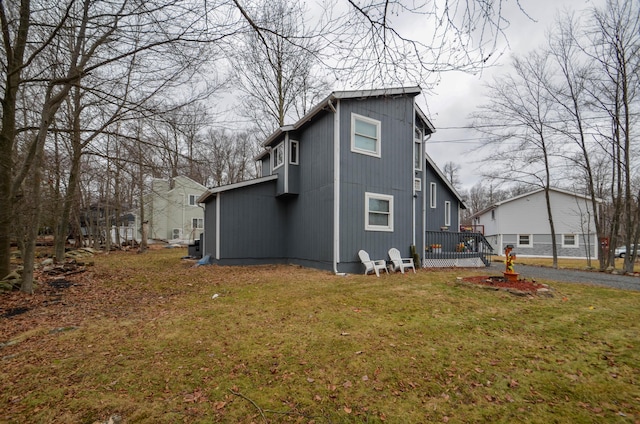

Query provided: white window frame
[430,182,437,208]
[444,201,451,226]
[562,234,578,248]
[414,128,423,171]
[192,218,204,229]
[289,140,299,165]
[188,194,198,206]
[365,192,394,232]
[517,234,533,247]
[273,142,285,170]
[414,178,422,192]
[351,113,381,157]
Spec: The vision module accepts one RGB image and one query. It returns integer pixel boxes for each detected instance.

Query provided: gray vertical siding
[425,161,460,232]
[284,112,335,269]
[203,196,217,260]
[338,96,416,272]
[210,180,288,264]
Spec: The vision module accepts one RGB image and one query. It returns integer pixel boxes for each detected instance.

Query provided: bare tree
[545,12,606,269]
[0,0,219,291]
[443,161,461,188]
[230,0,328,136]
[584,0,640,273]
[473,51,561,267]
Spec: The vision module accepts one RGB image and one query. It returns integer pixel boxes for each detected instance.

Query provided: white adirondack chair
[358,250,388,277]
[388,248,416,274]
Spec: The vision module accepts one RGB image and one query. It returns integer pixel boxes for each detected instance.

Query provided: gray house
[198,87,485,273]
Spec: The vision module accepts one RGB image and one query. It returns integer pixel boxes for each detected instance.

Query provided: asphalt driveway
[488,262,640,292]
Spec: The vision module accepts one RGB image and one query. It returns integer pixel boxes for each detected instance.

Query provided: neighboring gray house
[139,176,207,244]
[198,87,484,273]
[471,187,601,259]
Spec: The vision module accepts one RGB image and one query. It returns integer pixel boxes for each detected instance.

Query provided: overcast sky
[421,0,606,193]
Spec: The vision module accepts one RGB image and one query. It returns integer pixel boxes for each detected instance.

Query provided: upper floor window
[192,218,204,229]
[365,192,393,232]
[273,142,284,170]
[188,194,198,206]
[290,140,299,165]
[414,128,423,171]
[351,113,381,157]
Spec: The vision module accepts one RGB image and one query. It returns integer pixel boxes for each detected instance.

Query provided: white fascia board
[197,175,278,203]
[415,103,436,134]
[425,153,467,209]
[257,86,424,155]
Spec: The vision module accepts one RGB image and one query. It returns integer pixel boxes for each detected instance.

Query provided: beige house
[141,176,207,244]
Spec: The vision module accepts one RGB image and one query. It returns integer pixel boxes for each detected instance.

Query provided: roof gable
[425,153,466,208]
[258,86,429,154]
[472,187,602,218]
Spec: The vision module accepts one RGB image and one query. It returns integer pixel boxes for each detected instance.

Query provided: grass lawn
[1,248,639,423]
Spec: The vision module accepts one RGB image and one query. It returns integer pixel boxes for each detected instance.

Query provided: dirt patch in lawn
[459,275,552,296]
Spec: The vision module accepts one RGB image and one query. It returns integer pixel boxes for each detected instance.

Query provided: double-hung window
[192,218,204,229]
[351,114,381,157]
[188,194,198,206]
[365,192,393,232]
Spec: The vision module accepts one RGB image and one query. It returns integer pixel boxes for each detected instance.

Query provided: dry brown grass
[1,248,639,423]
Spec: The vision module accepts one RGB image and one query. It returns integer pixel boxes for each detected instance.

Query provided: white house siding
[475,189,599,259]
[141,176,207,243]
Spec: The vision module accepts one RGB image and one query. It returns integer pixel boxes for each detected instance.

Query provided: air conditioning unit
[172,228,182,239]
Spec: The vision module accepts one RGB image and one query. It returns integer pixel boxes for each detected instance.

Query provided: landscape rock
[93,414,122,424]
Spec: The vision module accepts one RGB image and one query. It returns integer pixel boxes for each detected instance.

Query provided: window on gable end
[444,201,451,226]
[188,194,198,206]
[351,113,381,157]
[430,183,436,208]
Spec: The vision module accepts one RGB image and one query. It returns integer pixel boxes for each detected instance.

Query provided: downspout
[215,193,221,260]
[330,99,345,275]
[422,133,432,266]
[198,203,205,258]
[412,112,416,248]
